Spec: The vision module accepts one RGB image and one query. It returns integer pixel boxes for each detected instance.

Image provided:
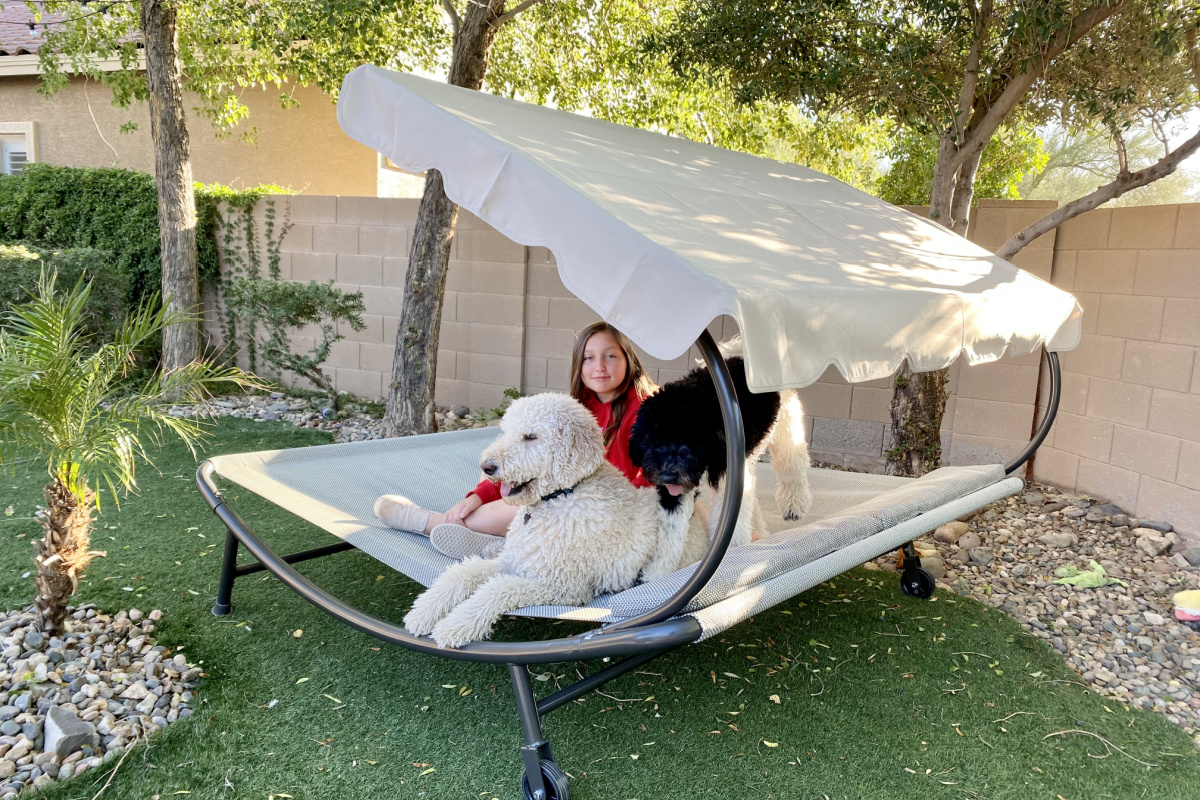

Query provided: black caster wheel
[521,759,570,800]
[901,567,935,599]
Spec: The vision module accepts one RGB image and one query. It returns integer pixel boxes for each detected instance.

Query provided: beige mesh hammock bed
[197,66,1082,800]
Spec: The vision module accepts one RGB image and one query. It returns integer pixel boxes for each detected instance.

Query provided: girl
[375,321,657,558]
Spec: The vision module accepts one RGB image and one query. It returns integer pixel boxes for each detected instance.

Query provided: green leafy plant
[0,165,293,309]
[201,187,295,370]
[478,388,522,420]
[0,244,129,342]
[0,271,260,633]
[223,278,365,410]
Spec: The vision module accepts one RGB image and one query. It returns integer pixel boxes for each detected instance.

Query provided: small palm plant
[0,272,259,634]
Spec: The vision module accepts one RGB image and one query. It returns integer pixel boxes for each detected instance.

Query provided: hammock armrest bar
[196,460,702,664]
[1004,351,1061,475]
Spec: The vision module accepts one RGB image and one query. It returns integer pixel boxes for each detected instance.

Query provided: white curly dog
[403,392,661,649]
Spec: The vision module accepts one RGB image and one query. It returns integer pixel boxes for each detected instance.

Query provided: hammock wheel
[522,759,570,800]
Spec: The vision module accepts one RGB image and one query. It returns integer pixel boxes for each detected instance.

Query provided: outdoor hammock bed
[196,66,1083,800]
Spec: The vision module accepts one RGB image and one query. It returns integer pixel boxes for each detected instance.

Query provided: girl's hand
[451,494,483,522]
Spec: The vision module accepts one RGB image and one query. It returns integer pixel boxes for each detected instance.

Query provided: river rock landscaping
[0,605,200,797]
[871,486,1200,747]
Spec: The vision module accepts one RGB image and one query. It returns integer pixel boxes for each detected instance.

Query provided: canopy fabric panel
[337,66,1082,391]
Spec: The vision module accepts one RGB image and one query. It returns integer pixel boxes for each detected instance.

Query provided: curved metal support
[196,461,701,664]
[606,330,746,632]
[1004,351,1061,476]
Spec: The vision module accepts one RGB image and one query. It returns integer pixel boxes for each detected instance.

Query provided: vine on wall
[213,192,366,409]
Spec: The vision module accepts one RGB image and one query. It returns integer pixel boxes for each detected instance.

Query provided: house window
[1,137,28,175]
[0,123,37,176]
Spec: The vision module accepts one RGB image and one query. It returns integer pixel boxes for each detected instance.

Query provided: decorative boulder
[1135,533,1173,558]
[933,521,970,544]
[44,707,98,759]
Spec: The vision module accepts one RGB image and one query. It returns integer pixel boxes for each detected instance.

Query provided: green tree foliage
[486,0,889,192]
[29,1,446,140]
[1020,125,1200,207]
[660,0,1199,232]
[880,125,1048,206]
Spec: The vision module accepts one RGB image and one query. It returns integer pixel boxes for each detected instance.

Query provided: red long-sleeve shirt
[469,388,650,503]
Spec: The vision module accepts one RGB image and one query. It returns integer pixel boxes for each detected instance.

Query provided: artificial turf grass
[1,417,1198,799]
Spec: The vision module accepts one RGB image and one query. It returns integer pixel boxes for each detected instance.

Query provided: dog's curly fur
[630,346,812,574]
[403,393,660,648]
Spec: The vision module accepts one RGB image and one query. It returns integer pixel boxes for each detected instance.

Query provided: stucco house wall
[0,74,377,195]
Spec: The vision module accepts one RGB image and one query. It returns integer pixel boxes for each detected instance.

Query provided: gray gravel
[0,606,197,796]
[870,485,1200,747]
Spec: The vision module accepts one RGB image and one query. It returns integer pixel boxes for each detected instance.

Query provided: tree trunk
[949,148,983,237]
[887,134,961,475]
[927,133,960,228]
[34,476,95,634]
[385,169,460,436]
[885,0,1132,478]
[141,0,200,374]
[384,0,507,436]
[885,362,948,478]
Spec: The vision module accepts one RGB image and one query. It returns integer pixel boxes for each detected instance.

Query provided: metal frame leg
[212,530,240,616]
[510,664,552,800]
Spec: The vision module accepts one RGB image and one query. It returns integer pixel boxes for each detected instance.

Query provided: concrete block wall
[1031,204,1200,536]
[204,196,527,412]
[203,195,1200,536]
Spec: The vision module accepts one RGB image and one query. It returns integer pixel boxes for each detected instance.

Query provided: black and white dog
[630,341,812,577]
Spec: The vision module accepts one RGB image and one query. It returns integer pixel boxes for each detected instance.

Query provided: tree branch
[495,0,550,27]
[954,0,991,144]
[1188,26,1200,87]
[441,0,461,38]
[948,0,1131,174]
[1113,127,1129,177]
[997,126,1200,260]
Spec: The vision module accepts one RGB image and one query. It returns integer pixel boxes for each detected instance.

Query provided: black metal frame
[1004,351,1062,476]
[197,335,1063,798]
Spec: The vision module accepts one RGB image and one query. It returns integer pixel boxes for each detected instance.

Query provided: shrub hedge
[0,164,283,315]
[0,244,129,341]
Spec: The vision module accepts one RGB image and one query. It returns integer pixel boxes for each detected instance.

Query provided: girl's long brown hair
[569,322,657,448]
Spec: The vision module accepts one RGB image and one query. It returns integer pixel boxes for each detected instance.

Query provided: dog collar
[523,481,583,524]
[539,484,577,503]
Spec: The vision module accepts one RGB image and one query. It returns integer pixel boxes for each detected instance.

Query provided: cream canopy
[337,66,1082,391]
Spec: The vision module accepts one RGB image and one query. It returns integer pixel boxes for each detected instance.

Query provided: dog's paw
[431,614,490,649]
[402,601,443,637]
[783,510,800,521]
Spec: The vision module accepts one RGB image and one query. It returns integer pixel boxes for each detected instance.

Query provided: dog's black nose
[481,460,498,476]
[657,471,680,485]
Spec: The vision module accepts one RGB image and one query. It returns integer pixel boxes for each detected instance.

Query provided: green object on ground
[1054,560,1129,588]
[4,418,1199,799]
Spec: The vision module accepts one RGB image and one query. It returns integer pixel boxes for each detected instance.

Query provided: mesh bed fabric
[208,428,1018,625]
